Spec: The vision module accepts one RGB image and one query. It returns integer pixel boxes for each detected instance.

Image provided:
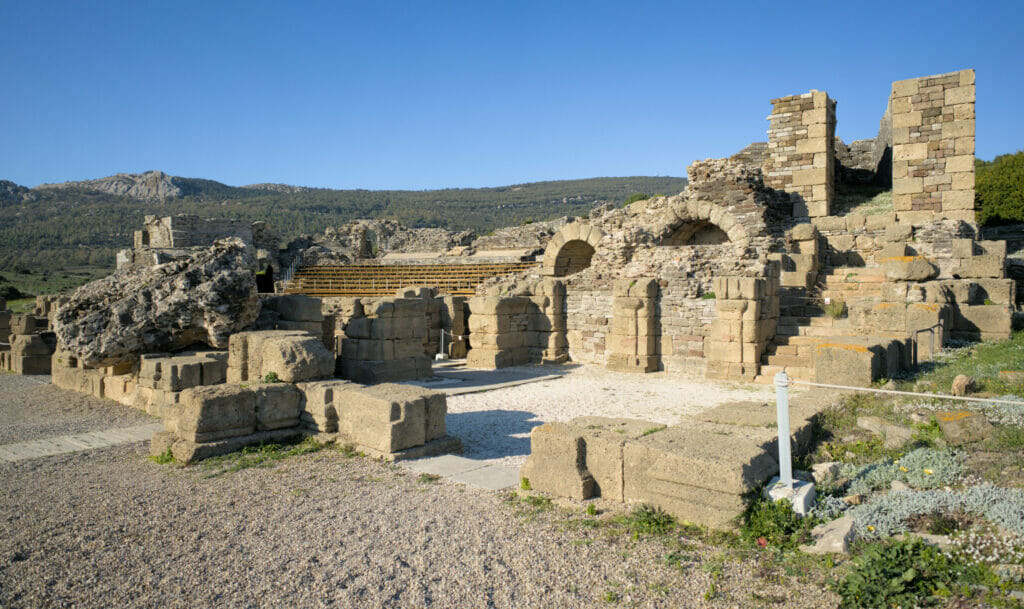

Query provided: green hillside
[0,175,687,272]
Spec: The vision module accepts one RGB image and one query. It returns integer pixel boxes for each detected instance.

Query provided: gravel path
[446,365,777,467]
[0,373,156,444]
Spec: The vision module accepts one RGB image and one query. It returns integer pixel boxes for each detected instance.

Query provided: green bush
[835,538,974,608]
[623,192,650,206]
[976,151,1024,225]
[741,496,816,550]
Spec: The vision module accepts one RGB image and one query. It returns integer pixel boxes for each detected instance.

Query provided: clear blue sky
[1,0,1020,190]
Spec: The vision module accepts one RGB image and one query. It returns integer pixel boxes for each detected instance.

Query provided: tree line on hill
[0,176,688,272]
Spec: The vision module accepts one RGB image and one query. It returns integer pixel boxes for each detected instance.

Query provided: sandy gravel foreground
[0,372,835,609]
[0,442,836,609]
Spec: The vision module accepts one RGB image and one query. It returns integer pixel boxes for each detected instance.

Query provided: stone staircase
[754,265,884,385]
[818,266,886,306]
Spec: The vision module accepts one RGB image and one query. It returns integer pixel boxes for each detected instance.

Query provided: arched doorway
[552,240,596,277]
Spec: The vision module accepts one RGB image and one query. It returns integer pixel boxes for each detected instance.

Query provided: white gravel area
[445,365,775,468]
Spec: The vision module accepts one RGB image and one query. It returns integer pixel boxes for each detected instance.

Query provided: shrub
[624,504,676,537]
[741,496,815,550]
[262,371,280,383]
[823,299,846,319]
[976,151,1024,225]
[835,538,973,608]
[623,192,649,206]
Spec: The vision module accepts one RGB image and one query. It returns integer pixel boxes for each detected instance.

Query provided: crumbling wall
[606,278,659,373]
[891,69,975,223]
[764,90,837,218]
[135,215,254,249]
[465,282,567,369]
[337,297,432,383]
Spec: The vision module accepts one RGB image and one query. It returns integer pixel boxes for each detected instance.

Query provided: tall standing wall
[890,69,976,224]
[764,90,836,218]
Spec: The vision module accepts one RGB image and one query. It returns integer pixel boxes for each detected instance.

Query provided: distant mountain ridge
[35,170,184,200]
[0,171,688,271]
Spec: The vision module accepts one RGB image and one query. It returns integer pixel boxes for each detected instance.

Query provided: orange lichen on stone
[936,411,973,422]
[814,343,870,353]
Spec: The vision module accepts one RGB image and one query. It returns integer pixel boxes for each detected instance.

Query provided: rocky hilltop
[0,180,35,204]
[35,170,183,200]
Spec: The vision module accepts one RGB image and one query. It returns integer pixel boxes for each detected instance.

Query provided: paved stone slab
[0,423,163,462]
[401,454,519,490]
[449,463,520,490]
[403,454,487,476]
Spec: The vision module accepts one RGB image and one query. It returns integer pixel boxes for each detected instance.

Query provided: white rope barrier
[785,379,1024,407]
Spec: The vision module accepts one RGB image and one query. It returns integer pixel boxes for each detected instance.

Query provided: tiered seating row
[284,263,540,297]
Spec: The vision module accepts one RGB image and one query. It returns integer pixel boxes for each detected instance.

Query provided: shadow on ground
[445,409,542,461]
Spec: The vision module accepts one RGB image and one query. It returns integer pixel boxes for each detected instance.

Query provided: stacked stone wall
[136,215,254,249]
[337,298,431,383]
[764,91,836,218]
[606,279,659,373]
[890,70,975,223]
[465,283,567,368]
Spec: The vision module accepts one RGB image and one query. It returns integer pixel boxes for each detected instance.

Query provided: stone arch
[542,221,606,277]
[662,221,730,245]
[659,199,751,249]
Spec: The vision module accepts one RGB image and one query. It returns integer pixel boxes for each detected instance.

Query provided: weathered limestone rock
[857,416,914,449]
[623,425,779,529]
[334,383,452,458]
[253,384,302,431]
[175,384,256,443]
[55,238,259,367]
[800,515,854,555]
[950,374,977,396]
[228,330,335,384]
[883,256,939,282]
[520,417,656,502]
[935,410,993,445]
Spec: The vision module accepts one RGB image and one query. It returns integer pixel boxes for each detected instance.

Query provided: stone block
[10,315,43,335]
[11,334,54,357]
[883,257,939,282]
[958,254,1004,279]
[953,305,1012,340]
[973,279,1014,306]
[275,320,325,337]
[171,429,301,465]
[622,426,779,528]
[176,384,256,443]
[336,383,427,455]
[268,294,324,322]
[520,422,594,500]
[296,379,354,432]
[606,353,659,373]
[811,342,883,388]
[257,333,335,382]
[790,223,817,241]
[12,355,52,375]
[253,383,302,431]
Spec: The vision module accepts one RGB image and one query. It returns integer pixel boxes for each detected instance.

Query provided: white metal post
[774,370,793,489]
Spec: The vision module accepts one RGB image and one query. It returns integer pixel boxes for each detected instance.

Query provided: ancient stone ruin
[13,68,1015,528]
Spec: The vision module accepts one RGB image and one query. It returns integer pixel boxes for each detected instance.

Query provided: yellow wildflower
[924,469,933,475]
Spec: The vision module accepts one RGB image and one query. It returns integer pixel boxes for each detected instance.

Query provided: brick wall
[764,90,836,218]
[891,69,975,223]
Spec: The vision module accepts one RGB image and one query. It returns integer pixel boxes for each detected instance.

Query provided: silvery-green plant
[840,448,963,495]
[850,484,1024,540]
